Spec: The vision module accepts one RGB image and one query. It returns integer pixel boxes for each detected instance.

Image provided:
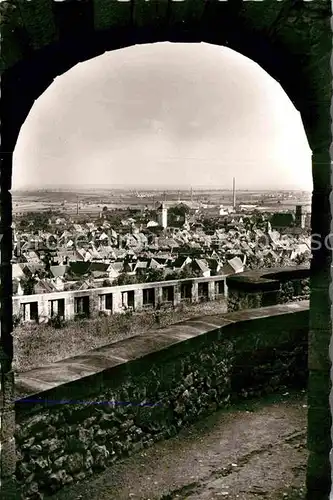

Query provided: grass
[13,298,227,373]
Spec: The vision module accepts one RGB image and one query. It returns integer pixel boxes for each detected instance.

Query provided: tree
[102,279,112,287]
[113,273,137,286]
[202,218,216,233]
[179,264,200,279]
[107,214,122,227]
[25,211,50,231]
[279,254,293,268]
[294,250,311,265]
[41,251,53,276]
[169,203,190,218]
[168,204,190,228]
[17,218,29,231]
[20,275,38,295]
[165,272,177,280]
[145,268,165,283]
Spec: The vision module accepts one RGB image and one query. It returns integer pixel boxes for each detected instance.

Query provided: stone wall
[226,266,310,312]
[278,278,310,304]
[15,301,309,499]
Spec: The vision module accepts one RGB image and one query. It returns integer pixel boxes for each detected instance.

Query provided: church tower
[157,202,168,229]
[295,204,306,229]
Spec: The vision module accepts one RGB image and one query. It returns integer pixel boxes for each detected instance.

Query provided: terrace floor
[51,391,307,500]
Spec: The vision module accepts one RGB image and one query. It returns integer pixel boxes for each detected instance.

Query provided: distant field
[12,188,311,214]
[13,202,146,214]
[12,201,312,215]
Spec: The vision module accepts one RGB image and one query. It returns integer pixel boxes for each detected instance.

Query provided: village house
[220,256,245,275]
[12,205,312,299]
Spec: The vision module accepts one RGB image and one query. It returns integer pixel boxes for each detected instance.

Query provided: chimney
[232,177,236,210]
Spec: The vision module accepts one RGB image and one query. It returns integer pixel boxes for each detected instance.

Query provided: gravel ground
[51,391,307,500]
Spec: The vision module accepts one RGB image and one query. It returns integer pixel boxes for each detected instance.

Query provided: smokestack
[232,177,236,210]
[76,196,79,215]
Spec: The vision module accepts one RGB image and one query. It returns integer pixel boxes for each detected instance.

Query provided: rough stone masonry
[15,302,308,499]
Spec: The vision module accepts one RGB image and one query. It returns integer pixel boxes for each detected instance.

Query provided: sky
[12,42,313,191]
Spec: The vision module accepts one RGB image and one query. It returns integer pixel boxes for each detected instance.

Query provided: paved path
[53,391,307,500]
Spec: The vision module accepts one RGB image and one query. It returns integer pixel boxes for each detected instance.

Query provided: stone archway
[0,1,331,498]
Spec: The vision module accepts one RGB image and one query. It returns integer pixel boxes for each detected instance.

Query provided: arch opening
[12,40,312,361]
[1,3,331,498]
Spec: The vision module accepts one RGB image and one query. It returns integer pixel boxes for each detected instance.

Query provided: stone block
[306,450,331,499]
[0,477,18,500]
[0,409,16,441]
[308,329,331,371]
[307,406,332,455]
[307,369,330,408]
[0,370,15,411]
[1,437,16,477]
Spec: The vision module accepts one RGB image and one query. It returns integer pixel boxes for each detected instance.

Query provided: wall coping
[226,265,310,292]
[15,300,309,405]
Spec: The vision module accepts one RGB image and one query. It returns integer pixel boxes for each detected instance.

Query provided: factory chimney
[232,177,236,210]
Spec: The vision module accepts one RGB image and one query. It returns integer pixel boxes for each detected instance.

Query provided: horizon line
[12,184,312,192]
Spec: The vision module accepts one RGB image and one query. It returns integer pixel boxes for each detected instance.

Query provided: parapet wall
[13,274,228,324]
[226,265,310,312]
[15,300,309,499]
[13,266,310,324]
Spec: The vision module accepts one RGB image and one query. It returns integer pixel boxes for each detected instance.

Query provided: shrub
[74,312,88,321]
[98,310,108,317]
[102,279,112,287]
[13,314,22,328]
[13,297,227,372]
[49,314,66,329]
